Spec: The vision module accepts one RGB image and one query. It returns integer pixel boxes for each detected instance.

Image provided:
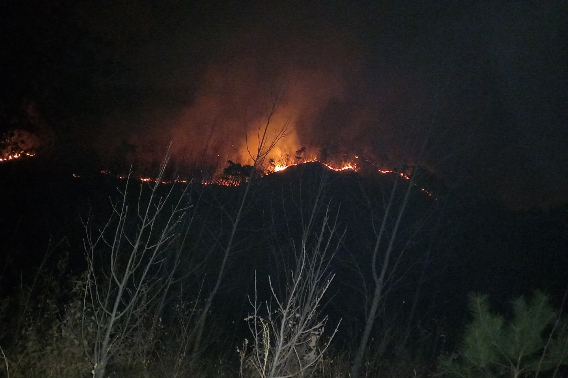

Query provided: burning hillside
[0,130,38,162]
[0,151,35,162]
[91,152,438,200]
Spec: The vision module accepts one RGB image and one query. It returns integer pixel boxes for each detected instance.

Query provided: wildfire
[271,158,320,173]
[421,188,434,197]
[0,151,35,162]
[87,156,436,199]
[127,176,189,185]
[323,162,357,172]
[1,129,40,163]
[378,169,410,180]
[268,155,360,173]
[262,159,435,199]
[97,170,190,185]
[273,163,290,172]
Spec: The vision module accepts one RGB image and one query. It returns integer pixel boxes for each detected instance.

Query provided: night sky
[2,1,567,208]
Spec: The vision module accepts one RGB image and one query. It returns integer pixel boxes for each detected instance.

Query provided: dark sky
[8,1,568,208]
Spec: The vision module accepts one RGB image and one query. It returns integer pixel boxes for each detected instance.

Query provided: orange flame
[0,151,35,162]
[323,162,357,172]
[90,156,436,198]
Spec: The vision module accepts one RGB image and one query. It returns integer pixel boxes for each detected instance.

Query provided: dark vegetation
[0,158,567,377]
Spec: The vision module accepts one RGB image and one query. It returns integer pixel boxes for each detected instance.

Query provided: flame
[270,158,319,173]
[1,129,41,163]
[323,162,357,172]
[0,151,35,162]
[378,169,410,180]
[89,155,436,198]
[273,163,290,172]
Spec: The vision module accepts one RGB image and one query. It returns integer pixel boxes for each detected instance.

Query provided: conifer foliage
[438,291,568,378]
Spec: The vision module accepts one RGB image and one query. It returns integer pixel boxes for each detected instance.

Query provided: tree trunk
[351,173,415,378]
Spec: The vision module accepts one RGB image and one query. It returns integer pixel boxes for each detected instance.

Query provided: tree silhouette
[222,160,255,184]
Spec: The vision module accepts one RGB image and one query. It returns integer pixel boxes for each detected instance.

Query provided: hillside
[1,159,567,376]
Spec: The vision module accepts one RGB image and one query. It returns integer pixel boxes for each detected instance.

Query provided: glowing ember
[421,188,434,197]
[378,169,410,180]
[0,151,35,162]
[323,162,357,172]
[92,155,436,197]
[268,158,357,173]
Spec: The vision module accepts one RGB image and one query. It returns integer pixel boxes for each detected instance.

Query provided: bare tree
[138,196,203,378]
[347,57,469,375]
[350,167,418,377]
[81,156,191,378]
[190,94,289,356]
[240,202,342,378]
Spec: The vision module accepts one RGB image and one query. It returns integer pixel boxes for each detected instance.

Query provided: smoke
[85,1,567,207]
[88,2,477,169]
[91,2,446,171]
[87,2,376,168]
[165,13,369,167]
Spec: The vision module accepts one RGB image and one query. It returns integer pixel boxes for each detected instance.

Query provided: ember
[86,153,437,197]
[0,151,35,162]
